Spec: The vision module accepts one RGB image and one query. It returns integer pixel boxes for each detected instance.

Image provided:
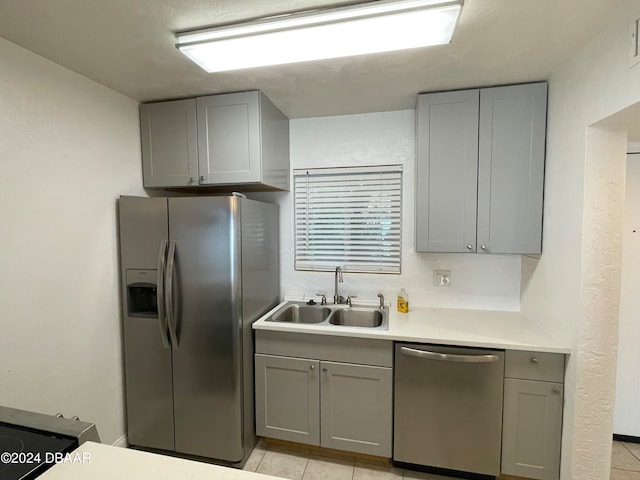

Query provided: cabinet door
[416,90,479,252]
[477,83,547,254]
[502,379,563,480]
[320,361,392,457]
[197,92,261,185]
[140,99,198,188]
[255,354,320,445]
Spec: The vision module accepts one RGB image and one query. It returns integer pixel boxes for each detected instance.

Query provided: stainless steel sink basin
[328,308,385,328]
[265,301,388,330]
[269,304,331,324]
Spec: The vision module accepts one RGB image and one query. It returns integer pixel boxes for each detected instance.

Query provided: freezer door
[168,196,244,461]
[118,197,174,451]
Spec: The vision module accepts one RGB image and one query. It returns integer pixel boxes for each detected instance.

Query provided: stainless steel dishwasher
[394,343,505,477]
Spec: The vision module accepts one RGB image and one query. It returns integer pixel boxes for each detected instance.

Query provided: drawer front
[505,351,564,383]
[255,330,393,367]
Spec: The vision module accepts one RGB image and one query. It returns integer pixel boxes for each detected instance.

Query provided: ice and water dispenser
[126,269,158,318]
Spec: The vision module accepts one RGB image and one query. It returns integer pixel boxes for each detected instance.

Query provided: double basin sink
[266,301,388,330]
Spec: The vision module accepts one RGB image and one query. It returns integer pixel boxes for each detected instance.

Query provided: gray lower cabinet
[140,91,289,190]
[320,361,392,456]
[501,351,565,480]
[255,350,392,457]
[416,82,547,254]
[254,354,320,445]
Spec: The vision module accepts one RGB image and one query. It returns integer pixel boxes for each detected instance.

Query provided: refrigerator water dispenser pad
[126,269,158,318]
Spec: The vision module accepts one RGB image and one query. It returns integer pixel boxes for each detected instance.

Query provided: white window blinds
[294,165,402,274]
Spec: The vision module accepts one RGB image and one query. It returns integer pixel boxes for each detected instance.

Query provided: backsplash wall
[253,109,521,311]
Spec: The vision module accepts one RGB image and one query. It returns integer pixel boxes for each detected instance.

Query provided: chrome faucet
[334,266,344,304]
[377,293,385,309]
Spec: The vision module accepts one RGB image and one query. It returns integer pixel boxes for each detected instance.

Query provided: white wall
[614,153,640,436]
[520,1,640,478]
[255,110,522,311]
[0,38,144,444]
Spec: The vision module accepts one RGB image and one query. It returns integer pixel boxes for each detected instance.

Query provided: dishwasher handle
[400,346,500,363]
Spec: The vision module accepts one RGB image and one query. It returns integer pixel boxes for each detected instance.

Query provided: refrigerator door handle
[156,239,170,349]
[165,240,179,348]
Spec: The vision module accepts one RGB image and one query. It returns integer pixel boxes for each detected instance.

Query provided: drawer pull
[530,357,539,364]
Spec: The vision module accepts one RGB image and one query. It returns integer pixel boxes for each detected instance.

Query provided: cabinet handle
[530,357,539,364]
[188,177,195,183]
[199,175,205,182]
[553,386,561,394]
[310,365,315,370]
[322,367,328,372]
[466,244,473,250]
[480,245,488,251]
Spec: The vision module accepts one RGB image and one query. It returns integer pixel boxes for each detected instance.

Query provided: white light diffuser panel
[176,0,463,73]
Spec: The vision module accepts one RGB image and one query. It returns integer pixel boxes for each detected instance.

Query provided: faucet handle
[315,293,327,305]
[377,293,385,309]
[346,295,357,306]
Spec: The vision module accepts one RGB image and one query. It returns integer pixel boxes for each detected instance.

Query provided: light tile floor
[611,441,640,480]
[244,439,640,480]
[243,440,468,480]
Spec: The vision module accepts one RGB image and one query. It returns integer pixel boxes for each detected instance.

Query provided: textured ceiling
[0,0,625,118]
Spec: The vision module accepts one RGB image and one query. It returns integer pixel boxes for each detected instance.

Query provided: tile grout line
[611,466,640,478]
[624,442,640,463]
[350,456,355,480]
[620,442,640,470]
[299,449,312,480]
[612,466,640,473]
[252,441,268,473]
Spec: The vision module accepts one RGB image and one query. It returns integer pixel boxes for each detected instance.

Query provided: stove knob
[71,416,79,421]
[55,413,64,418]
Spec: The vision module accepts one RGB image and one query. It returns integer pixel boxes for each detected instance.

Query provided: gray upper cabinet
[140,91,289,191]
[477,83,547,254]
[197,91,289,189]
[140,99,199,188]
[416,82,547,254]
[416,89,479,252]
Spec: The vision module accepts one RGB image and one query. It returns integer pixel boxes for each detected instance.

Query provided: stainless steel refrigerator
[117,195,279,465]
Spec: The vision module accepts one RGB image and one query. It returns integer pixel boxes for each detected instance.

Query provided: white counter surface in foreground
[253,300,570,354]
[39,442,281,480]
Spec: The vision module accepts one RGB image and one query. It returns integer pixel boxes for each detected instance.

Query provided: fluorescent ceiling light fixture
[176,0,463,73]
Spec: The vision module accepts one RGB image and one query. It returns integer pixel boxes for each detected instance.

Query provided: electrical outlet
[630,17,640,68]
[433,270,451,287]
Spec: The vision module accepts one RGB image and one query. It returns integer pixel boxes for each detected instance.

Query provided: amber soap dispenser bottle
[397,288,409,313]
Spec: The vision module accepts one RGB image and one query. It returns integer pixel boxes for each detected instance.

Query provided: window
[294,165,402,274]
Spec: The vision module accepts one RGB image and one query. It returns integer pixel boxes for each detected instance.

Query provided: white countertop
[253,299,570,354]
[39,442,282,480]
